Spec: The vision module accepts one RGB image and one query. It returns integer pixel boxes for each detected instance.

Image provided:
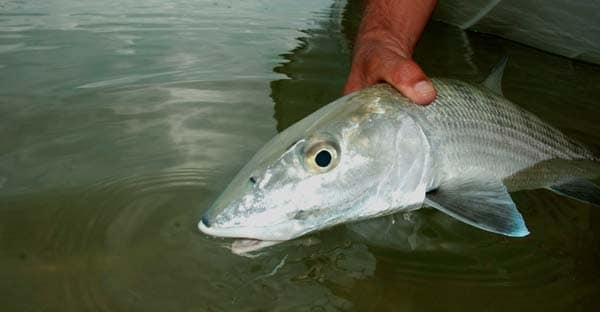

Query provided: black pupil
[315,150,332,168]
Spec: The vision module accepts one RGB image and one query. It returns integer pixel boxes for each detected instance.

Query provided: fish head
[199,85,430,251]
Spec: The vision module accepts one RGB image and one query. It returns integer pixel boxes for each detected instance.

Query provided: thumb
[385,59,436,105]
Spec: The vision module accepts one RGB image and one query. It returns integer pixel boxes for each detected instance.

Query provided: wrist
[355,28,413,59]
[356,0,437,58]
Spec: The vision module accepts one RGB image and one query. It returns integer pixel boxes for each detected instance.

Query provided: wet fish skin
[409,80,596,188]
[198,76,598,253]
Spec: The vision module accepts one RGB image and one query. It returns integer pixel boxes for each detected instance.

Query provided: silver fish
[199,60,599,255]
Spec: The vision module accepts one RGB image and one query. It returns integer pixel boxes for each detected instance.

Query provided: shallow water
[1,0,599,311]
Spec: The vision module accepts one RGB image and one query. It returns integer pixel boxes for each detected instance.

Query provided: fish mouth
[229,239,283,256]
[198,220,284,256]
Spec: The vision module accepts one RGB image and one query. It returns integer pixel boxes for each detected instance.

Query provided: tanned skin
[344,0,437,105]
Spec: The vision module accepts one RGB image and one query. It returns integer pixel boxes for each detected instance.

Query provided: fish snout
[200,215,212,228]
[198,215,215,235]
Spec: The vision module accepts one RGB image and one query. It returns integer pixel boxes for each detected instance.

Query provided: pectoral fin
[547,178,600,206]
[425,174,529,237]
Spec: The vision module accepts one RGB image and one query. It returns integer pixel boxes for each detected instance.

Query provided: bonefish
[199,59,599,255]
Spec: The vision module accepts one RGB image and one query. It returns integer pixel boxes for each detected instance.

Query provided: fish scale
[432,81,588,158]
[404,79,597,186]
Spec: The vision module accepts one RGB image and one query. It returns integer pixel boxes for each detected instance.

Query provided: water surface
[1,0,599,311]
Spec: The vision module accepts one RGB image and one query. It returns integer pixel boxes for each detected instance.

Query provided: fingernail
[414,80,434,95]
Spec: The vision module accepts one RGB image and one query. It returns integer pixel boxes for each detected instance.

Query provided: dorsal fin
[482,56,508,96]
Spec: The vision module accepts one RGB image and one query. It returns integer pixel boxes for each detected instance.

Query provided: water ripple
[0,167,379,311]
[344,191,599,310]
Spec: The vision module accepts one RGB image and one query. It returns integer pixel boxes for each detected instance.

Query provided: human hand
[343,0,437,105]
[344,35,436,105]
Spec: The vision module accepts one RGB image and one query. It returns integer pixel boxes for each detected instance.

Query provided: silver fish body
[199,77,599,254]
[404,80,596,189]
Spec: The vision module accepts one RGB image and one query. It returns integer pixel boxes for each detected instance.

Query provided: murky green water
[1,1,599,311]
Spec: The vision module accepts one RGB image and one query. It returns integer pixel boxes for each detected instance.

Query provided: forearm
[358,0,437,57]
[345,0,437,104]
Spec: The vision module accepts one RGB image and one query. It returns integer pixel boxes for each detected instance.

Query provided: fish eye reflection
[315,149,332,168]
[304,140,340,173]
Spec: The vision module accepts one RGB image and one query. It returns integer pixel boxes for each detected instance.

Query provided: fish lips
[198,217,302,240]
[198,219,293,256]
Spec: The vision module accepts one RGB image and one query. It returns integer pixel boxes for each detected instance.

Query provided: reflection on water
[1,0,599,311]
[0,169,374,311]
[1,0,375,310]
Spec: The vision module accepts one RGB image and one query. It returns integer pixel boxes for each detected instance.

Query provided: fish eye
[304,140,339,173]
[315,150,332,168]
